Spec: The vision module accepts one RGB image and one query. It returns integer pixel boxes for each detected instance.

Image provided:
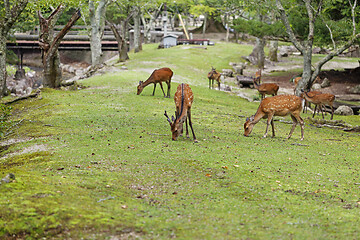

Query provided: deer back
[302,91,335,105]
[260,95,303,116]
[257,83,279,95]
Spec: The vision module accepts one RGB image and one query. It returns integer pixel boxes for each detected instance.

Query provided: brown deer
[137,67,173,97]
[301,90,335,120]
[301,90,322,113]
[207,67,221,90]
[253,70,279,100]
[164,83,197,142]
[244,95,305,140]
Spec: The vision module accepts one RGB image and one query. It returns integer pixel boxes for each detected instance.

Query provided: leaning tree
[38,4,81,88]
[275,0,360,95]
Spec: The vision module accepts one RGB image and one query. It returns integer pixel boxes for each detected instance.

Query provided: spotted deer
[301,91,335,120]
[207,67,221,90]
[164,83,197,142]
[137,67,173,97]
[253,70,279,100]
[244,95,305,140]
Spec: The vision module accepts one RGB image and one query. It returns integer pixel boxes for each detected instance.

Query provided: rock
[222,69,233,77]
[320,78,331,88]
[14,69,25,80]
[1,173,15,184]
[350,85,360,94]
[224,86,231,92]
[25,87,33,95]
[334,105,354,116]
[312,83,322,90]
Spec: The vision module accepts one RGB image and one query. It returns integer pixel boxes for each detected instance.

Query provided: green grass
[1,42,360,239]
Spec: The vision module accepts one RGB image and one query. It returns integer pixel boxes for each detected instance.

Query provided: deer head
[164,111,186,140]
[137,81,144,95]
[244,115,255,137]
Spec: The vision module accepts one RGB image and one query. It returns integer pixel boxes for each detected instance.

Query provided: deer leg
[217,79,220,90]
[159,82,166,97]
[271,119,275,137]
[152,83,157,96]
[319,104,325,119]
[287,115,298,139]
[185,117,189,138]
[312,105,317,118]
[187,110,197,142]
[166,81,171,98]
[330,105,334,120]
[263,114,274,138]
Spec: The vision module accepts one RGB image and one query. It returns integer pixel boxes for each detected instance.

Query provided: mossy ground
[1,42,359,239]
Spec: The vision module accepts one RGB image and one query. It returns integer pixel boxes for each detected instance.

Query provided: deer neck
[253,79,260,88]
[252,106,266,124]
[141,77,154,87]
[209,72,214,79]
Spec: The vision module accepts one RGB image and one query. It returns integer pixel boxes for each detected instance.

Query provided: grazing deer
[207,67,221,90]
[164,83,197,142]
[253,70,279,100]
[301,91,335,120]
[244,95,305,140]
[137,67,173,97]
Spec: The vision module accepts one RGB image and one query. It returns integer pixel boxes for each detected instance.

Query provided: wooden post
[178,14,189,40]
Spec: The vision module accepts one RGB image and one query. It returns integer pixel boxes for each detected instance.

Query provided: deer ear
[139,81,142,85]
[246,117,250,121]
[249,115,255,121]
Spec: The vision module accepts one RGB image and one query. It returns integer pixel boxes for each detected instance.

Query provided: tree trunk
[0,0,28,97]
[107,21,129,62]
[89,0,109,67]
[0,35,7,96]
[269,40,278,62]
[250,37,265,69]
[39,6,81,88]
[202,14,207,38]
[133,7,142,53]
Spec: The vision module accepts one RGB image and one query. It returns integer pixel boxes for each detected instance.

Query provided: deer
[164,83,197,142]
[137,67,173,98]
[207,67,221,90]
[253,70,279,100]
[301,90,335,120]
[301,90,322,113]
[244,95,305,140]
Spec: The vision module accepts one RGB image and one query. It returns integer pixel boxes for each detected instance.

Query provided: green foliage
[0,104,11,138]
[233,18,286,38]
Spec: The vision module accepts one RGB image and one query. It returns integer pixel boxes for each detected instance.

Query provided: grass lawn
[1,42,360,239]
